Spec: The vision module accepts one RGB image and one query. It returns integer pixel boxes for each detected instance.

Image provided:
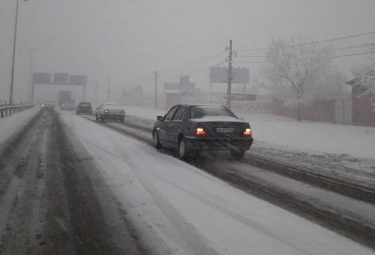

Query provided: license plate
[215,128,234,133]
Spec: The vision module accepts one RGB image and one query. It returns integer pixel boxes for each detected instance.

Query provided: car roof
[177,104,227,108]
[104,102,121,105]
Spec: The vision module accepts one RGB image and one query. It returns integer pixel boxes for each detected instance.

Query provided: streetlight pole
[226,40,233,110]
[9,0,21,105]
[9,0,27,105]
[154,71,159,109]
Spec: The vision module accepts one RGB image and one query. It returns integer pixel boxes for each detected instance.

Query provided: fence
[0,104,34,118]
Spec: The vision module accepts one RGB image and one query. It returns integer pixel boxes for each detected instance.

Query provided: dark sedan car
[152,104,253,160]
[41,101,54,111]
[76,102,92,115]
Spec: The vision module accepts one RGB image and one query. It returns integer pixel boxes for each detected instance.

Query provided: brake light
[196,127,206,136]
[243,128,252,136]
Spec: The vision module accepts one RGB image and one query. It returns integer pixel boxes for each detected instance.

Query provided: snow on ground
[58,110,374,255]
[0,106,39,146]
[121,105,375,160]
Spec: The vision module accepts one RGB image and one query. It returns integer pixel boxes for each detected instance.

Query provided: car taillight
[196,127,206,136]
[243,128,252,136]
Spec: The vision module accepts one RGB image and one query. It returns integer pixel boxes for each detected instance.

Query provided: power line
[160,50,226,75]
[236,43,375,58]
[232,51,375,64]
[234,31,375,52]
[328,51,375,59]
[182,61,227,76]
[161,61,227,79]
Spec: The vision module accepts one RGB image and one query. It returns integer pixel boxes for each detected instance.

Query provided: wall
[352,85,375,127]
[209,100,272,114]
[272,99,337,123]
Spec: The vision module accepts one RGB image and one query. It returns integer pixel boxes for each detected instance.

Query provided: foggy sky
[1,0,375,103]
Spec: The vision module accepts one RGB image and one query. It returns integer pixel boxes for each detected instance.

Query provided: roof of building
[346,70,374,86]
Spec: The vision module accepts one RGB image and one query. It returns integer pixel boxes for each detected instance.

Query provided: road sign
[53,73,70,85]
[33,73,51,84]
[69,75,87,86]
[210,67,250,84]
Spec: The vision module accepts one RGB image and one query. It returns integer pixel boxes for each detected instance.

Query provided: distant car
[60,102,74,111]
[41,101,54,111]
[95,103,125,122]
[76,102,92,115]
[152,104,253,160]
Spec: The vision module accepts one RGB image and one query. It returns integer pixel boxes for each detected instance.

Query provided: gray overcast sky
[1,0,375,103]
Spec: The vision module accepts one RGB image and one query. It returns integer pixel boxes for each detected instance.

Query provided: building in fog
[346,71,375,127]
[122,86,143,106]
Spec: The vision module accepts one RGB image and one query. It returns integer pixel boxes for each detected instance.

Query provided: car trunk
[190,118,250,138]
[105,108,123,115]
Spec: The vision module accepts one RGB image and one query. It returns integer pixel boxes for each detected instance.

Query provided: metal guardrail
[0,104,34,118]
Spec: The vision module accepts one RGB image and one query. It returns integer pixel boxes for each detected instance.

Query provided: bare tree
[350,45,375,95]
[257,38,332,121]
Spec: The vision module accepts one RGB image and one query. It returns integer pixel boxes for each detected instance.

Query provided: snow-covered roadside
[245,113,375,159]
[0,106,39,146]
[119,106,375,183]
[122,105,375,160]
[58,110,374,255]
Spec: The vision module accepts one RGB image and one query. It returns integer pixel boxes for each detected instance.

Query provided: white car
[95,103,125,122]
[60,102,74,111]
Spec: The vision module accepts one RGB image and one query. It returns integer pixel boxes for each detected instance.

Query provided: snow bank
[122,105,375,160]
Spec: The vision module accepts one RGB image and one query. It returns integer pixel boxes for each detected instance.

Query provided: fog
[1,0,375,104]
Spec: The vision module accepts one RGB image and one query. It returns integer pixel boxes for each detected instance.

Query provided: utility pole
[226,39,233,110]
[121,86,125,104]
[106,76,111,102]
[154,71,159,109]
[28,49,33,103]
[83,84,87,102]
[210,82,213,103]
[94,81,99,104]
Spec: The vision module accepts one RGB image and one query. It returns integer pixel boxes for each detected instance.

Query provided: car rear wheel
[179,138,194,160]
[179,139,186,159]
[153,131,162,150]
[230,150,245,160]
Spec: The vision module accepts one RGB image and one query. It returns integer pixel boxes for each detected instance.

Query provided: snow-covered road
[59,110,374,255]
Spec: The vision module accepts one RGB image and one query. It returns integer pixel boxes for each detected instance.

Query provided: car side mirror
[156,116,164,121]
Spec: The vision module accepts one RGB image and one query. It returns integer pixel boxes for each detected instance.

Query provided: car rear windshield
[80,103,91,106]
[190,106,237,119]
